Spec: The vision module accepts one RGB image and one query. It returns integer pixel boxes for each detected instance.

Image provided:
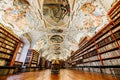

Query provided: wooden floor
[0,69,120,80]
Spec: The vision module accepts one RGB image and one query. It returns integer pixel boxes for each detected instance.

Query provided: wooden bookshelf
[66,1,120,76]
[0,23,22,75]
[24,49,39,67]
[108,0,120,25]
[0,24,22,66]
[24,49,40,72]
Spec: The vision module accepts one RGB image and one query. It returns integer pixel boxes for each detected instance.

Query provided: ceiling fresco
[50,35,64,43]
[43,0,70,26]
[0,0,118,60]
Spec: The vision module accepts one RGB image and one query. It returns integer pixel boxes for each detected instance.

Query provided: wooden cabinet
[66,1,120,76]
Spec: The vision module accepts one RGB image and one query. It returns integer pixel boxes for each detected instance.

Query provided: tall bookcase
[24,49,40,71]
[66,1,120,76]
[0,23,22,75]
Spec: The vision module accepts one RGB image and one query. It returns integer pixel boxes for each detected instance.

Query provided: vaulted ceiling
[0,0,118,60]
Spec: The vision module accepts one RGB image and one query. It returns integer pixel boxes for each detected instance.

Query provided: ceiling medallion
[81,3,95,14]
[54,51,61,55]
[51,29,63,33]
[43,0,70,26]
[53,44,61,50]
[50,35,64,43]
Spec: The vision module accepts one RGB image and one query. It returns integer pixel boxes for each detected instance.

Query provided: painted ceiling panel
[0,0,117,60]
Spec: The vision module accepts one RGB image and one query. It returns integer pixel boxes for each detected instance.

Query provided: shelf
[96,33,113,44]
[0,36,18,46]
[75,65,120,68]
[97,38,115,49]
[24,49,39,67]
[0,57,11,61]
[108,0,120,15]
[102,56,120,61]
[66,1,120,76]
[0,51,13,56]
[0,24,22,67]
[80,43,95,54]
[83,59,100,63]
[94,24,111,41]
[0,46,15,51]
[99,46,119,55]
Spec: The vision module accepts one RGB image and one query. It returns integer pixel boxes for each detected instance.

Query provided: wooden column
[10,41,21,66]
[94,40,104,66]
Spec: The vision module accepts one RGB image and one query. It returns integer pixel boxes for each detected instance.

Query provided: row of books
[74,67,120,76]
[112,11,120,21]
[101,49,120,59]
[82,44,95,54]
[97,36,113,48]
[0,28,7,34]
[82,68,89,72]
[83,50,98,59]
[0,47,13,54]
[0,69,9,75]
[101,68,120,75]
[111,68,120,75]
[96,29,111,43]
[72,57,82,62]
[8,34,18,42]
[0,42,2,45]
[110,3,120,18]
[9,69,15,75]
[113,30,120,39]
[0,32,6,37]
[103,58,120,66]
[83,56,98,62]
[4,40,16,47]
[32,57,38,61]
[112,25,120,33]
[118,40,120,45]
[2,44,14,50]
[102,68,112,74]
[74,51,120,66]
[0,53,11,59]
[87,46,96,53]
[31,64,37,67]
[85,61,101,66]
[90,68,101,73]
[0,38,4,42]
[76,63,84,67]
[14,62,23,66]
[0,29,17,42]
[6,37,16,44]
[31,61,37,64]
[98,42,117,53]
[114,16,120,25]
[0,59,7,66]
[0,36,16,45]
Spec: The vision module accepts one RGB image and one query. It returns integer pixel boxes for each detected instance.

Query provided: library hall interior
[0,0,120,80]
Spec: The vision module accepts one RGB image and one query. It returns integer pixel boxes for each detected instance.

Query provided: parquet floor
[0,69,120,80]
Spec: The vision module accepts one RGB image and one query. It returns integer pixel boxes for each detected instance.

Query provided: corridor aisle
[0,69,120,80]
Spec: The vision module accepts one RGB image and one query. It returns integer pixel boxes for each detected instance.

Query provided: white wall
[16,36,30,64]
